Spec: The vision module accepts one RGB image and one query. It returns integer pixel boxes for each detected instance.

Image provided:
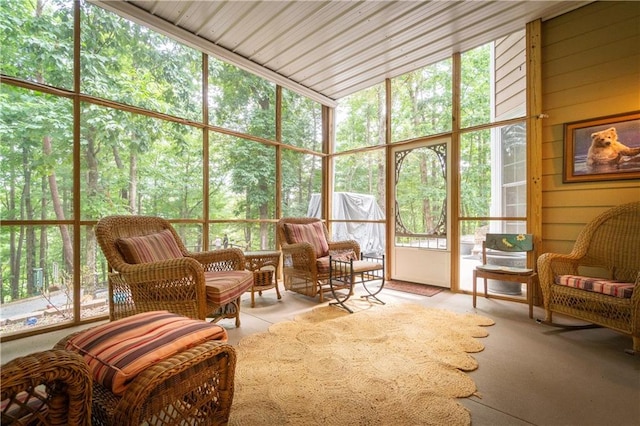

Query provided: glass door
[390,137,451,287]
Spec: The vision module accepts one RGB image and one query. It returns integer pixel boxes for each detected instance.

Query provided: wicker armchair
[277,217,360,302]
[55,331,236,425]
[537,201,640,353]
[1,349,92,425]
[96,215,253,326]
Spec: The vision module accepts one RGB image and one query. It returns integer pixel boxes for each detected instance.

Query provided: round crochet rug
[229,301,494,426]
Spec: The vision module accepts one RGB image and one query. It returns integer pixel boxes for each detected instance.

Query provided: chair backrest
[484,234,534,252]
[95,215,188,272]
[571,201,640,282]
[482,233,534,268]
[276,217,330,246]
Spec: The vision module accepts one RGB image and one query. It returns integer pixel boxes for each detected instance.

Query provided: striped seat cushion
[116,229,183,264]
[555,275,634,299]
[64,311,227,396]
[283,221,329,258]
[205,270,254,305]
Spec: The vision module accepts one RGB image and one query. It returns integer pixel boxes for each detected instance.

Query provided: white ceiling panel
[95,0,591,104]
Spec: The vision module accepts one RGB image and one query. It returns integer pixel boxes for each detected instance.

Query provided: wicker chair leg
[234,297,241,327]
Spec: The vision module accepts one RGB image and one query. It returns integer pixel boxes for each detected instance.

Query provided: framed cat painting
[563,111,640,183]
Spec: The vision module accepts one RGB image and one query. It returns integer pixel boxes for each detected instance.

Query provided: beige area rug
[229,301,494,425]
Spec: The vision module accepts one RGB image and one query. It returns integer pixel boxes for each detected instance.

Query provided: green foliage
[281,88,322,150]
[0,0,74,88]
[390,59,453,141]
[461,44,491,128]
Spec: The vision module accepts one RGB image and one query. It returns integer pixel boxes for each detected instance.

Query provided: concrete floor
[2,286,639,426]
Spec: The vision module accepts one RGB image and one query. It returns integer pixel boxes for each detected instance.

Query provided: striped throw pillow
[117,229,183,264]
[284,221,330,258]
[64,311,227,396]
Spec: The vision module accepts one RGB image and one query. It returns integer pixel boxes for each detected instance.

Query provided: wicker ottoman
[56,312,236,426]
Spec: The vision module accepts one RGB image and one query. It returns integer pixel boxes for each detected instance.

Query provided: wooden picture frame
[563,111,640,183]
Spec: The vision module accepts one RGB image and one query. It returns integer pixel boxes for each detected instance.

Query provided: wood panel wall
[495,30,526,119]
[540,1,640,254]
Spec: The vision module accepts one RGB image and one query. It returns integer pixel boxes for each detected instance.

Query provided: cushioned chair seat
[204,270,254,305]
[555,275,634,299]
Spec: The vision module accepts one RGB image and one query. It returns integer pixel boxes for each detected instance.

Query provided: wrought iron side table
[329,254,385,313]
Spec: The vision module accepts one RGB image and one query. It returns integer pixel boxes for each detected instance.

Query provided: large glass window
[81,3,202,122]
[330,150,386,254]
[80,104,204,219]
[458,30,528,296]
[209,133,276,221]
[1,86,74,222]
[281,150,321,217]
[282,88,322,150]
[2,1,302,339]
[0,0,74,90]
[460,124,527,219]
[390,59,452,141]
[335,84,385,152]
[209,59,275,139]
[333,150,385,202]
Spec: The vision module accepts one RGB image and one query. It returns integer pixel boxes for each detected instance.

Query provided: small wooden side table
[244,250,282,307]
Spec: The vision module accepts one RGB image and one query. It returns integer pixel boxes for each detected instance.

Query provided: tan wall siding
[540,1,640,254]
[495,30,526,119]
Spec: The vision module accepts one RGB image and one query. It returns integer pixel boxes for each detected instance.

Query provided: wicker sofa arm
[110,257,208,320]
[537,253,582,304]
[190,247,246,271]
[282,242,317,271]
[1,349,92,426]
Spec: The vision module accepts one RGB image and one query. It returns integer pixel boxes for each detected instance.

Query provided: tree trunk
[129,150,137,214]
[8,167,19,301]
[43,135,74,272]
[40,177,48,290]
[84,134,101,292]
[23,146,36,296]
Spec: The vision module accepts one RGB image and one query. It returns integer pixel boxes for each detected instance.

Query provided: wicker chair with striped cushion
[96,215,253,327]
[277,217,360,302]
[1,349,92,425]
[537,201,640,353]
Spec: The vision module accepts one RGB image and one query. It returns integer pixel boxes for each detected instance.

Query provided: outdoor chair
[95,215,253,326]
[537,201,640,353]
[277,217,360,302]
[473,233,536,318]
[1,349,92,425]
